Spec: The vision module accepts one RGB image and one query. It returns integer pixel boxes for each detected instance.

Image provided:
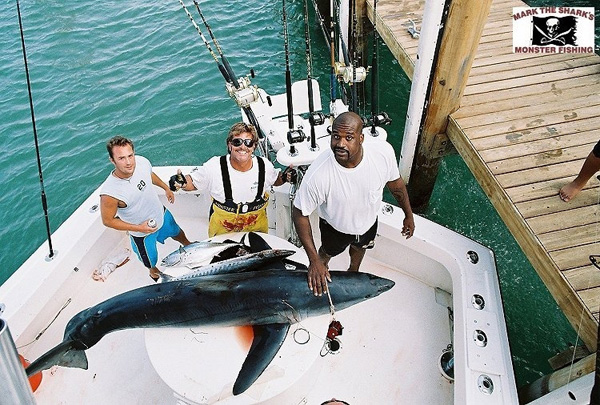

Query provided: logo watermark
[513,7,595,54]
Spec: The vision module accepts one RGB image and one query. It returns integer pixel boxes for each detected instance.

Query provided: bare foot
[559,180,584,202]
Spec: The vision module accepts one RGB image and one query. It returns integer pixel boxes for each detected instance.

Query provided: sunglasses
[230,138,255,147]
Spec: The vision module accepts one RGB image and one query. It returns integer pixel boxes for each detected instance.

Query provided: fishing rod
[179,1,265,140]
[178,0,232,84]
[329,0,337,106]
[192,0,239,88]
[303,0,323,151]
[349,0,358,113]
[16,0,55,260]
[283,0,305,156]
[369,0,391,135]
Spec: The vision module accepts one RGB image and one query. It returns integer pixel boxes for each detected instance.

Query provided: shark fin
[26,340,89,377]
[232,323,290,395]
[246,232,273,253]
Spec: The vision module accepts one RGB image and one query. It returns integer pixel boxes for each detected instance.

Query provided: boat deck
[25,215,454,404]
[368,0,600,349]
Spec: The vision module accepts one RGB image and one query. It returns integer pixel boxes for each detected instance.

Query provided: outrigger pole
[16,0,55,260]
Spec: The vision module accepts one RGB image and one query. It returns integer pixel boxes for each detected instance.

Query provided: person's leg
[560,150,600,201]
[348,245,367,272]
[173,229,191,246]
[159,209,192,246]
[130,234,161,281]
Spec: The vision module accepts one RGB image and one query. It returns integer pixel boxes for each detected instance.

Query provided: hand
[401,216,415,239]
[307,260,331,296]
[139,219,157,234]
[169,169,187,191]
[282,166,297,184]
[165,189,175,204]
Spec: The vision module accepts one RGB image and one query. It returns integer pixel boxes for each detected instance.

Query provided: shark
[25,232,395,395]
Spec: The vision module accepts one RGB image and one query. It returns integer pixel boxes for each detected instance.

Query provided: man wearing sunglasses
[172,122,291,236]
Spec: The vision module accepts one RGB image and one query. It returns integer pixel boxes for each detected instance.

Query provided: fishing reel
[309,111,326,127]
[226,77,259,107]
[286,128,306,156]
[321,319,344,356]
[334,62,368,84]
[372,112,392,126]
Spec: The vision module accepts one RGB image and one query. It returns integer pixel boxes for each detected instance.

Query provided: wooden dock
[366,0,600,351]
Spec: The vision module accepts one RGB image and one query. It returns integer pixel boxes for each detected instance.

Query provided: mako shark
[26,233,395,395]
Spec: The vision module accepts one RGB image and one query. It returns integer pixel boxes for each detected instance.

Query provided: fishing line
[16,0,55,260]
[17,298,71,349]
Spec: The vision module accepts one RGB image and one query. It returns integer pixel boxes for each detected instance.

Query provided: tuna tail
[25,340,88,377]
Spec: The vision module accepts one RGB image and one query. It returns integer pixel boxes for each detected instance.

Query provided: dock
[366,0,600,352]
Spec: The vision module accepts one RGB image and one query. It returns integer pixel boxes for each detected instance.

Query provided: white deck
[0,169,517,404]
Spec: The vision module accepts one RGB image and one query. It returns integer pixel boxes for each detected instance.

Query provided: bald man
[293,112,415,296]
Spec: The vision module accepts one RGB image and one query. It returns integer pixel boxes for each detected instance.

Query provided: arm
[386,177,415,238]
[293,206,331,296]
[151,172,175,204]
[100,195,154,234]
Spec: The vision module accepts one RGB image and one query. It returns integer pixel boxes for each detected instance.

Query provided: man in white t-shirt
[172,122,292,237]
[100,136,191,281]
[293,112,415,296]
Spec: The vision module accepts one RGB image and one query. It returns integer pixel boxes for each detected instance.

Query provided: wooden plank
[516,188,600,218]
[468,54,594,80]
[457,105,600,140]
[456,82,600,120]
[490,143,595,176]
[466,57,600,86]
[508,179,599,205]
[550,242,599,271]
[540,223,600,251]
[564,265,600,292]
[470,115,600,150]
[464,64,600,96]
[527,204,600,233]
[481,131,600,163]
[578,286,600,313]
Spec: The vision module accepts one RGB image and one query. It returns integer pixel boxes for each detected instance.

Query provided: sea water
[1,0,599,389]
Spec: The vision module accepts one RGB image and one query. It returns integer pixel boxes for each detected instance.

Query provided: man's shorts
[130,209,181,269]
[319,218,378,257]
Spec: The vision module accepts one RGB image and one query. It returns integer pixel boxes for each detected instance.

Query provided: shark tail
[26,340,88,377]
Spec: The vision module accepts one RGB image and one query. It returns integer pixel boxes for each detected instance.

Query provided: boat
[1,0,522,403]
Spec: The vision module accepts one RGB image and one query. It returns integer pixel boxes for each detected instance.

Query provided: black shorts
[319,218,378,257]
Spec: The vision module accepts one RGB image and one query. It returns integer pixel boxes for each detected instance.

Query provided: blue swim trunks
[130,209,181,268]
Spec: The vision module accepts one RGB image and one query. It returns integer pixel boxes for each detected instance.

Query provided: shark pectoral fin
[26,340,89,377]
[232,323,290,396]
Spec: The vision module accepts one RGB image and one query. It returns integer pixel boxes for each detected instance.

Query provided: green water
[1,0,599,389]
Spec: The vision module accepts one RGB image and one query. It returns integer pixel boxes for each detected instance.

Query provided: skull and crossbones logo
[535,17,574,45]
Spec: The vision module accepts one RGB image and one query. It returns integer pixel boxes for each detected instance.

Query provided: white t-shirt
[100,155,164,237]
[189,155,280,203]
[294,140,400,235]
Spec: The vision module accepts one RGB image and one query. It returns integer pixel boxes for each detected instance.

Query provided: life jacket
[208,155,269,237]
